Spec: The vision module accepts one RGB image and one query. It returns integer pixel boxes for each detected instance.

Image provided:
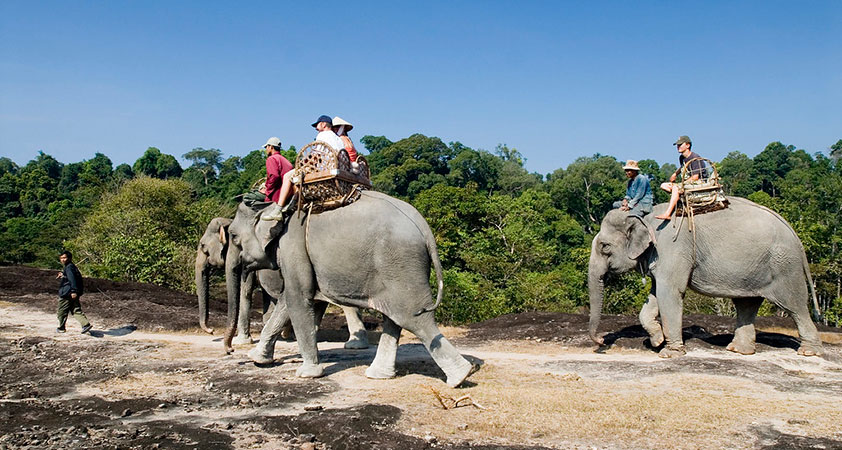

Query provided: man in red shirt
[262,137,293,204]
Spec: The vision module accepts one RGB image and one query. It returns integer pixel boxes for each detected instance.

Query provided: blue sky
[1,1,840,175]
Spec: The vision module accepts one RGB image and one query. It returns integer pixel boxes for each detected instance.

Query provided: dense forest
[1,137,840,326]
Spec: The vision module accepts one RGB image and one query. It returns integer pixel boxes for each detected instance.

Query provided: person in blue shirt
[613,160,653,217]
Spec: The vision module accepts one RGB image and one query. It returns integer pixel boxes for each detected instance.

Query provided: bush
[67,177,228,291]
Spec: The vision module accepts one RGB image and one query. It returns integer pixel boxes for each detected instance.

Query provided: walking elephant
[257,191,475,387]
[223,203,369,354]
[195,217,233,334]
[588,197,823,357]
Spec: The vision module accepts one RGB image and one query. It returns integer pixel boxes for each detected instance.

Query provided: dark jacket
[59,263,84,299]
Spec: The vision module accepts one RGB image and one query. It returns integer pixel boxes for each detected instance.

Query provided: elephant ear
[625,215,653,260]
[255,204,285,250]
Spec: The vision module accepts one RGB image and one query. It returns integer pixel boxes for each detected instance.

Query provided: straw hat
[332,116,353,131]
[622,160,640,171]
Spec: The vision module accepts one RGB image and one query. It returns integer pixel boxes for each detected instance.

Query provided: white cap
[264,137,281,148]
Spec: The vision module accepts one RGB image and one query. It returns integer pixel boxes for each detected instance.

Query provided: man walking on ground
[56,251,92,334]
[655,135,707,220]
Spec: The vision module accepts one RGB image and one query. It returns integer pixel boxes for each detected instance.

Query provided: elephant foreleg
[289,298,324,379]
[341,306,369,349]
[365,316,401,380]
[727,297,762,355]
[655,282,687,358]
[639,287,663,348]
[248,297,290,365]
[233,271,255,345]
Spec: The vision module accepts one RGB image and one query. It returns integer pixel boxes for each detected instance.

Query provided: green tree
[829,139,842,163]
[367,134,455,197]
[447,147,503,193]
[753,141,794,197]
[0,157,18,176]
[360,135,394,154]
[718,151,759,197]
[182,147,222,186]
[68,177,224,290]
[133,147,183,179]
[547,154,625,232]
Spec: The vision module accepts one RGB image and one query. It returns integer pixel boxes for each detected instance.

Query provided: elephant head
[223,203,283,352]
[195,217,232,334]
[588,210,654,345]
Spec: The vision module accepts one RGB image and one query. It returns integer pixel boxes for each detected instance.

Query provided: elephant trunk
[588,245,606,346]
[195,250,214,334]
[223,249,242,354]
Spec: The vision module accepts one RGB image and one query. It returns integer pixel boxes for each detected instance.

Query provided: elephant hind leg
[390,311,475,388]
[341,306,369,349]
[365,316,401,380]
[764,289,823,356]
[727,297,762,355]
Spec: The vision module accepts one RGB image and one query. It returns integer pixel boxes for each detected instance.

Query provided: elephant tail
[414,226,445,317]
[800,245,822,322]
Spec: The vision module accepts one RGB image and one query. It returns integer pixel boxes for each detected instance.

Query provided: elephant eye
[600,242,611,255]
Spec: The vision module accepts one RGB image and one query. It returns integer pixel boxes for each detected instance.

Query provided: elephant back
[292,141,372,213]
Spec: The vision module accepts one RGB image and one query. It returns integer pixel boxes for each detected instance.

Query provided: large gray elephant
[256,191,475,387]
[223,203,369,354]
[195,217,233,334]
[588,197,823,357]
[197,217,280,341]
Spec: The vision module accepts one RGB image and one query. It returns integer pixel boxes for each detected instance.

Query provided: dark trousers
[57,296,90,329]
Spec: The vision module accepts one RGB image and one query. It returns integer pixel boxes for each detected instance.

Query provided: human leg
[69,297,90,328]
[57,297,70,330]
[278,171,294,207]
[655,184,680,220]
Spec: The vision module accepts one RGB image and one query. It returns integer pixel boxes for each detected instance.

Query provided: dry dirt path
[2,300,842,449]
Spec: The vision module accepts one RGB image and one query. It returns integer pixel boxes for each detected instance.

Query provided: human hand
[56,272,64,279]
[669,173,677,183]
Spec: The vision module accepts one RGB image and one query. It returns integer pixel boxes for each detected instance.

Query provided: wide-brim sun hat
[332,116,353,131]
[622,160,640,171]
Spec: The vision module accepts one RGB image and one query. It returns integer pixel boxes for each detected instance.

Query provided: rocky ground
[1,265,841,449]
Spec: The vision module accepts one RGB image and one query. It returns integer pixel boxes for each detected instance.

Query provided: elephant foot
[445,360,478,388]
[232,335,253,345]
[726,341,756,355]
[797,343,823,357]
[201,325,214,335]
[658,345,686,359]
[648,332,664,348]
[365,364,396,380]
[344,333,370,349]
[296,363,324,379]
[247,346,274,365]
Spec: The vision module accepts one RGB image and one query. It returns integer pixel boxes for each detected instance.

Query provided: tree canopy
[2,136,840,326]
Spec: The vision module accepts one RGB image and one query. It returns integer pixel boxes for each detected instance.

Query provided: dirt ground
[1,265,841,450]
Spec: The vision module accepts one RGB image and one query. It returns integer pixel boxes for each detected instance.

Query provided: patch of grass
[369,363,842,449]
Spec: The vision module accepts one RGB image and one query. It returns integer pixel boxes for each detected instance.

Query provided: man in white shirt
[311,115,345,151]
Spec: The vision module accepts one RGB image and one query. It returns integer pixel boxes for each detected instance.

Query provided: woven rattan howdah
[675,157,729,217]
[292,141,371,212]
